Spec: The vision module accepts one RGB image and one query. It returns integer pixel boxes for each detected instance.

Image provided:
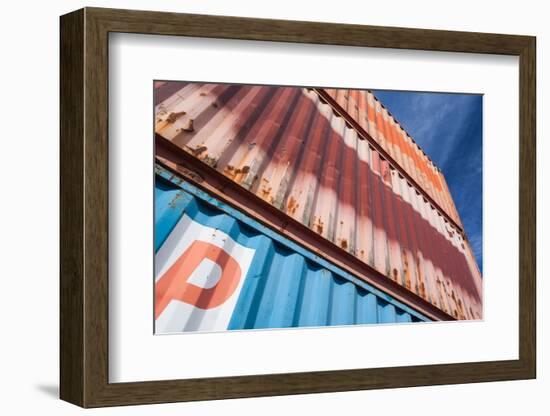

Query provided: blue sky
[372,90,483,272]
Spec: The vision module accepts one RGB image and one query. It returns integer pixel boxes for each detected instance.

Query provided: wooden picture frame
[60,7,536,408]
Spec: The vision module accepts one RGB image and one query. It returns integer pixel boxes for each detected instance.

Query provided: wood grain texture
[59,6,537,408]
[518,37,536,377]
[83,9,110,406]
[59,8,84,406]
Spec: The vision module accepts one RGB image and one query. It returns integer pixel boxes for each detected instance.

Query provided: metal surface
[320,88,461,225]
[154,82,482,320]
[155,165,429,333]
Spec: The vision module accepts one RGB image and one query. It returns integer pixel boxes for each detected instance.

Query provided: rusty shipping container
[154,81,483,325]
[155,164,429,333]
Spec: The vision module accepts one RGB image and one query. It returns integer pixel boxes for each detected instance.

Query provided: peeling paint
[154,82,483,320]
[181,118,194,132]
[192,145,207,156]
[167,110,186,123]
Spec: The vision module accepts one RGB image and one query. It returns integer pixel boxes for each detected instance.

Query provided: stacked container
[154,82,483,331]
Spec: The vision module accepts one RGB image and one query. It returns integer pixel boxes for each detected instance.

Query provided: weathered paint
[154,82,482,320]
[155,165,429,333]
[323,88,461,226]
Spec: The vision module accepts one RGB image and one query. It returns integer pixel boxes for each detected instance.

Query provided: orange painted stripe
[403,135,418,183]
[387,119,404,167]
[367,102,376,124]
[357,91,369,131]
[374,103,390,152]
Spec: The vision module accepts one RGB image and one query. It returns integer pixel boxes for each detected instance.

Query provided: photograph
[153,81,483,334]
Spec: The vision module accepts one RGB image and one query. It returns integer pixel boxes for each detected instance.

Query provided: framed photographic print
[60,7,536,408]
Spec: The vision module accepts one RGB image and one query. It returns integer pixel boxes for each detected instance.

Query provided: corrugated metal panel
[155,165,429,333]
[323,88,461,225]
[154,82,482,320]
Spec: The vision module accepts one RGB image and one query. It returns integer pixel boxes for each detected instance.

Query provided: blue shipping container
[154,164,430,334]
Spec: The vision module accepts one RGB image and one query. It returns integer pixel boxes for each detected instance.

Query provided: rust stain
[224,165,236,178]
[181,118,194,132]
[419,282,426,299]
[402,250,411,290]
[167,111,186,123]
[450,290,460,318]
[224,164,251,179]
[157,157,204,184]
[415,255,427,300]
[155,82,483,320]
[312,216,324,235]
[436,277,449,313]
[231,165,252,185]
[168,191,183,208]
[192,145,207,157]
[202,155,217,167]
[392,268,399,282]
[287,196,299,215]
[457,297,465,320]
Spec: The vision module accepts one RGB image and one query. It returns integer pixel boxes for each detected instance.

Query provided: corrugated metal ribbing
[324,88,462,225]
[155,166,428,332]
[155,83,482,320]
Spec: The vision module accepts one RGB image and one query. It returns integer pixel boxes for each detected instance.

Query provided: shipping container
[321,88,461,225]
[154,82,482,321]
[155,164,429,333]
